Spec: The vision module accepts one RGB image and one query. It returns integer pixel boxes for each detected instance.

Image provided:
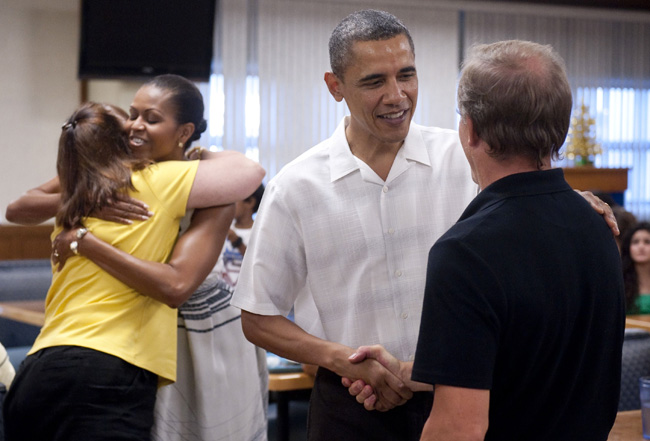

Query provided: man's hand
[576,190,619,236]
[341,345,412,411]
[185,146,207,160]
[339,351,413,412]
[92,194,152,224]
[239,312,412,412]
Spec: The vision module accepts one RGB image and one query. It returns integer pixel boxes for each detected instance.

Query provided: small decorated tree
[565,103,602,166]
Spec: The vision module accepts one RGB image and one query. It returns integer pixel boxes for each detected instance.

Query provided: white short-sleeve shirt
[231,117,477,361]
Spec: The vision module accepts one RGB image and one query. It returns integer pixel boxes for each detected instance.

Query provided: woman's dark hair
[247,183,265,214]
[144,74,208,150]
[56,102,149,229]
[621,221,650,311]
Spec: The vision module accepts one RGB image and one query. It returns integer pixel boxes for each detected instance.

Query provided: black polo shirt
[413,168,625,441]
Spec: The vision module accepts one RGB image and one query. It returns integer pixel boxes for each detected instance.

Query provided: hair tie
[61,120,77,130]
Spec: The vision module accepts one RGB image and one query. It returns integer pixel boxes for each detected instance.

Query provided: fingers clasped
[342,346,413,412]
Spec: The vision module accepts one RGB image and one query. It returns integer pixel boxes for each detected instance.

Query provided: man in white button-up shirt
[231,10,475,440]
[231,9,615,441]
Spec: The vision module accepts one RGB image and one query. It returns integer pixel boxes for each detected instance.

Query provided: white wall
[3,0,649,224]
[0,0,80,223]
[0,0,145,224]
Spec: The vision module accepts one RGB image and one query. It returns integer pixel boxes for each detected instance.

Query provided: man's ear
[465,117,481,148]
[324,72,344,102]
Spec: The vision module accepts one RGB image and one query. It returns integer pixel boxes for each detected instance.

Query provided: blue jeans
[3,346,157,441]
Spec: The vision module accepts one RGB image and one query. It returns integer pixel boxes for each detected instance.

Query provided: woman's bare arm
[52,205,234,308]
[6,176,151,225]
[188,151,265,209]
[6,177,61,224]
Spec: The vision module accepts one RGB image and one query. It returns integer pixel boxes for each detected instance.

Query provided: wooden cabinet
[0,225,54,260]
[562,167,628,193]
[562,167,629,205]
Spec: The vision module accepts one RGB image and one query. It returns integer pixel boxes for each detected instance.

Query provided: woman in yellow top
[49,75,270,441]
[622,222,650,314]
[3,101,264,441]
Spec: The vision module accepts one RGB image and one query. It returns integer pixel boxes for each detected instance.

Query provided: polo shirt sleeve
[231,179,308,317]
[412,237,504,390]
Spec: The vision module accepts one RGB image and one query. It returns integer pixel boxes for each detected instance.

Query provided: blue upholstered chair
[0,259,51,369]
[619,327,650,411]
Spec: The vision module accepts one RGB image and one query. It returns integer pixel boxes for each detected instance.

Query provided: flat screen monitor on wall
[78,0,216,81]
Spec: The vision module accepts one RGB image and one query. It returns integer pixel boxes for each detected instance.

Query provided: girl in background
[622,222,650,314]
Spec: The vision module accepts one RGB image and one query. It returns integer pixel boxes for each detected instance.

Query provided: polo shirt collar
[459,168,571,221]
[329,117,432,183]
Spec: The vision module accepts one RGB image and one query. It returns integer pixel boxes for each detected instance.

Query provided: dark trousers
[3,346,157,441]
[307,367,433,441]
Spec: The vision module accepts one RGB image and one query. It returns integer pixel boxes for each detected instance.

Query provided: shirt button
[382,186,388,193]
[408,354,415,361]
[388,228,395,235]
[401,312,408,319]
[395,270,402,277]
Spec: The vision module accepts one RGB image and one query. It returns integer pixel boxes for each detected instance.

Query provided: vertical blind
[464,10,650,219]
[205,1,650,220]
[255,0,459,178]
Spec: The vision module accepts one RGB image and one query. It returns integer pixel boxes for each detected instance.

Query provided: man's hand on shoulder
[576,190,619,236]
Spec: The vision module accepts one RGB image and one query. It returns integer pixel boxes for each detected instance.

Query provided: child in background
[214,184,265,288]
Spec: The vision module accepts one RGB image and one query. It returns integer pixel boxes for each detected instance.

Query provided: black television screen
[79,0,216,81]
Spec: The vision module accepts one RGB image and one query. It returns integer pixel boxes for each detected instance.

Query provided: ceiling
[472,0,650,12]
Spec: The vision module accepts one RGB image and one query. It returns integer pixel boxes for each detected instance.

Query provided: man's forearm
[240,311,413,407]
[240,311,352,369]
[399,361,433,392]
[420,386,489,441]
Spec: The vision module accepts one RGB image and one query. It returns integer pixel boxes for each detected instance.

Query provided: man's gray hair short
[329,9,414,79]
[457,40,573,168]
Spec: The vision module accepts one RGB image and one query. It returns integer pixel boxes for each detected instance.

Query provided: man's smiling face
[336,34,418,150]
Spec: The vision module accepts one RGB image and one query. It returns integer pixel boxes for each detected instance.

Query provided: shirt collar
[459,168,571,221]
[329,117,432,183]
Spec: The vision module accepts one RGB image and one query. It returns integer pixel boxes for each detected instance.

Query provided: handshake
[339,345,430,412]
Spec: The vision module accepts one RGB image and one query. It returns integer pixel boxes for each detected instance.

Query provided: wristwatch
[70,227,88,255]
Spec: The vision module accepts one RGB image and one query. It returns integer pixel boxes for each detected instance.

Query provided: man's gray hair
[329,9,414,79]
[458,40,573,168]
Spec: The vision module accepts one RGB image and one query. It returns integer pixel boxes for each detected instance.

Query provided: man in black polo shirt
[410,40,625,440]
[344,39,625,440]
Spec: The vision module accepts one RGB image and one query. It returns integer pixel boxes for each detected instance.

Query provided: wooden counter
[269,372,315,392]
[562,167,628,193]
[608,410,644,440]
[0,300,46,327]
[0,225,53,260]
[626,315,650,333]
